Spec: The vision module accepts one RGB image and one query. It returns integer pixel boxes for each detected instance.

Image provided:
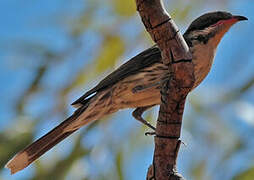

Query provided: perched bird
[6,11,247,174]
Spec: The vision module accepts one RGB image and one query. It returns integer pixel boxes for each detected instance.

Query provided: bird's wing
[71,45,162,106]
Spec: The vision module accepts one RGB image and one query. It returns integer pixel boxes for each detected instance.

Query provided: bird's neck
[184,32,218,88]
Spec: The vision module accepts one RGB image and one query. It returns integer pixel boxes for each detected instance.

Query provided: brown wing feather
[71,45,161,106]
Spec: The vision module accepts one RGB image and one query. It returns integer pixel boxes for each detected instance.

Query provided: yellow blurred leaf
[233,167,254,180]
[112,0,136,17]
[96,35,125,72]
[171,4,192,21]
[191,160,208,180]
[116,150,124,180]
[61,35,125,98]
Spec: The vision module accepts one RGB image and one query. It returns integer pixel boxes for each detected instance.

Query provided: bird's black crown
[185,11,233,33]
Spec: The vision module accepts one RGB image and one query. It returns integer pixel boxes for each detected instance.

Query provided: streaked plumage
[5,11,247,174]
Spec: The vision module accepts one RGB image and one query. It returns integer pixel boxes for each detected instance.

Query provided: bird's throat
[191,41,216,88]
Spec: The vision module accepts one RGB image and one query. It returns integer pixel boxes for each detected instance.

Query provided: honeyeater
[6,11,247,174]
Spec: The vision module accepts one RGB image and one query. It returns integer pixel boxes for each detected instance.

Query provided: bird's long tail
[5,113,80,174]
[5,89,116,174]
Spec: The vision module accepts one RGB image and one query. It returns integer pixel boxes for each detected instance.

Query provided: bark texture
[135,0,194,179]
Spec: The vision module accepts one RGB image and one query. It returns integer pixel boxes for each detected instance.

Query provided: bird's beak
[233,15,248,21]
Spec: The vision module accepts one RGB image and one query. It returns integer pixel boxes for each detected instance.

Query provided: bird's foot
[132,106,156,131]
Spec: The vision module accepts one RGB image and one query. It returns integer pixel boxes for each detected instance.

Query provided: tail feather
[5,115,78,174]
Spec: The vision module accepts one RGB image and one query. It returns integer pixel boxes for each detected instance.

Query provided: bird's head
[184,11,247,47]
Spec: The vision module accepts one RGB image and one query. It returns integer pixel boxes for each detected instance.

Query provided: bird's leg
[132,105,156,131]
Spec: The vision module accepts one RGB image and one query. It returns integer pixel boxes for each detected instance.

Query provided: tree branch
[135,0,194,179]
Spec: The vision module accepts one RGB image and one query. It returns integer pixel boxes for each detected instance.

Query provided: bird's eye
[197,35,204,41]
[196,35,208,44]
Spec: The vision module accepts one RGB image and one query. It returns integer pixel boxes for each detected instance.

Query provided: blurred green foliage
[233,167,254,180]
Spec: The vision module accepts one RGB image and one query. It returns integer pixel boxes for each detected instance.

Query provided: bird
[6,11,247,174]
